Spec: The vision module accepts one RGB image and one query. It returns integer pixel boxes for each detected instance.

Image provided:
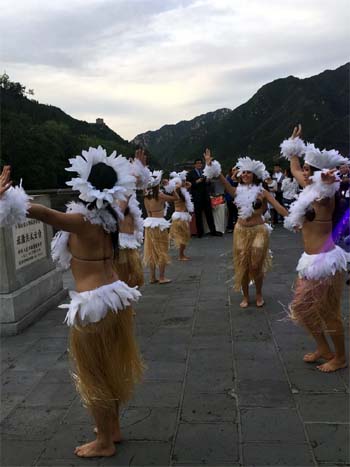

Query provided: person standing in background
[225,167,239,233]
[187,158,222,237]
[281,167,299,209]
[272,163,285,222]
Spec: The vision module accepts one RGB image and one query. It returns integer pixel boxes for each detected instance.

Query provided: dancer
[114,193,144,287]
[204,149,288,307]
[167,171,194,261]
[143,171,179,284]
[281,124,349,372]
[0,147,145,458]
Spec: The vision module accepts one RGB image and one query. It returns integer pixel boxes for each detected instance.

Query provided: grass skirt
[114,248,144,287]
[69,308,144,410]
[233,223,272,291]
[290,271,344,335]
[169,219,191,248]
[143,226,170,266]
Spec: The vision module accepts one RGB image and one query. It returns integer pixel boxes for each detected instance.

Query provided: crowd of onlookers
[183,157,349,245]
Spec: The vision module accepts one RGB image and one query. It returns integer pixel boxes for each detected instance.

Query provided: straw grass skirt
[114,248,144,287]
[290,271,344,335]
[169,219,191,248]
[233,223,272,291]
[143,226,170,266]
[69,307,144,410]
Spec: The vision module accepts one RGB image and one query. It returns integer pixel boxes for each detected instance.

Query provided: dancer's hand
[291,124,302,139]
[0,165,12,196]
[184,181,191,189]
[203,148,212,165]
[135,148,147,166]
[321,169,338,184]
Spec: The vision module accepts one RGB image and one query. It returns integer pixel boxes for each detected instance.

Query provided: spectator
[225,167,239,232]
[187,158,222,237]
[281,167,299,209]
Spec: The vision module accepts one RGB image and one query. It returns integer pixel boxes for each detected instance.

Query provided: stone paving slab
[1,229,349,466]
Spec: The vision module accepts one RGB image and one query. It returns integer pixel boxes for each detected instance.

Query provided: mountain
[132,108,232,167]
[132,63,349,171]
[1,84,134,189]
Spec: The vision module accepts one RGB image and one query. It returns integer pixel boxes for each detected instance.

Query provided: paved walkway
[1,228,349,466]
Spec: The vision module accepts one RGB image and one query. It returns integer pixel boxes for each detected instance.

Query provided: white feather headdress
[236,157,266,181]
[304,143,349,170]
[170,170,188,181]
[65,146,135,208]
[147,170,163,188]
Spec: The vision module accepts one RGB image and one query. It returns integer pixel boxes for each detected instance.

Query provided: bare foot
[179,256,190,261]
[74,440,116,458]
[256,296,265,307]
[240,298,249,308]
[303,350,334,363]
[149,279,158,284]
[94,427,122,443]
[317,357,347,373]
[159,278,172,284]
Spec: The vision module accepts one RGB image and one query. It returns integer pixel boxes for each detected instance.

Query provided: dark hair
[274,163,281,168]
[86,162,119,257]
[145,184,159,200]
[88,162,117,190]
[304,164,318,176]
[194,158,203,164]
[177,186,185,202]
[284,167,293,180]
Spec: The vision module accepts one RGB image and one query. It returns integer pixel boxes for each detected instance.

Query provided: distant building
[96,118,104,125]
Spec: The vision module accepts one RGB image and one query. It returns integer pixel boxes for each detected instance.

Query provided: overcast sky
[1,0,349,140]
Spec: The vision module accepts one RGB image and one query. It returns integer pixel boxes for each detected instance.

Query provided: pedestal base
[0,269,67,336]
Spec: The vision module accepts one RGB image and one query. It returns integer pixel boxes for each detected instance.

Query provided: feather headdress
[65,146,135,208]
[147,170,163,188]
[236,157,266,181]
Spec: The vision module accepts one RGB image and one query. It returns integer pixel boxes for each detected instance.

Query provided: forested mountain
[0,75,134,189]
[133,63,349,171]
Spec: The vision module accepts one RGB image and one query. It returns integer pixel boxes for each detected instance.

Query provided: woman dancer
[0,147,145,458]
[281,125,349,372]
[143,171,179,284]
[114,193,145,287]
[204,149,288,307]
[167,171,194,261]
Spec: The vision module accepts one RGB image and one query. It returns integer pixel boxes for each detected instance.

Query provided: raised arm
[203,148,237,197]
[286,125,305,187]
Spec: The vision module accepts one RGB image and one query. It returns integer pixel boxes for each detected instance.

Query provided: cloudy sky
[1,0,349,140]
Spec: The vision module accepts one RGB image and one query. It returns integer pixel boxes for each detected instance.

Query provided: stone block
[243,442,314,466]
[306,423,350,464]
[295,393,350,423]
[1,406,66,440]
[241,408,306,443]
[181,392,237,422]
[130,381,182,408]
[121,407,177,441]
[172,422,239,464]
[237,379,294,407]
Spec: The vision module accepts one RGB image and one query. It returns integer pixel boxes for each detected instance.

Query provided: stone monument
[0,195,67,335]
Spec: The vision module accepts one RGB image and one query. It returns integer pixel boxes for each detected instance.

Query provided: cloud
[1,0,349,139]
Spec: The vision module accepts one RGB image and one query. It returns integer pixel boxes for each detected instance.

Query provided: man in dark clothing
[187,158,222,237]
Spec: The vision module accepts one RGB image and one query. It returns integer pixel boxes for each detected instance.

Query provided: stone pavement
[1,227,349,467]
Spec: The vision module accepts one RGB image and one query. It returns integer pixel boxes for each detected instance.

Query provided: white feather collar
[235,184,264,220]
[284,171,340,231]
[181,187,194,213]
